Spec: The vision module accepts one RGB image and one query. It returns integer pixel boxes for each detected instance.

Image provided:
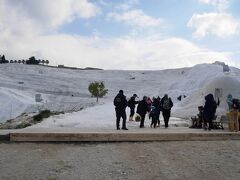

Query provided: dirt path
[0,141,240,180]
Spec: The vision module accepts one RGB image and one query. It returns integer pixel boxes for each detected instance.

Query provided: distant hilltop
[0,55,49,65]
[212,61,227,66]
[212,61,230,72]
[57,65,103,70]
[0,54,103,70]
[84,67,103,70]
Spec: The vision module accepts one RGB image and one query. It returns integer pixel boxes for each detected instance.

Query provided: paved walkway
[0,127,238,142]
[1,140,240,180]
[0,126,230,134]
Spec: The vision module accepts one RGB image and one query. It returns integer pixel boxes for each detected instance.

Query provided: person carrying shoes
[137,96,149,128]
[127,93,139,121]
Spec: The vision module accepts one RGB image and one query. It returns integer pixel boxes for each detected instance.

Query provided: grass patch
[33,110,52,122]
[0,110,64,129]
[15,122,32,129]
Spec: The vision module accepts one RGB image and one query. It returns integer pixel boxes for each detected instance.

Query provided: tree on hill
[26,56,39,65]
[2,55,6,62]
[88,81,108,102]
[0,55,8,63]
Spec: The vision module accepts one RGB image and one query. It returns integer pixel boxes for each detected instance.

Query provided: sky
[0,0,240,70]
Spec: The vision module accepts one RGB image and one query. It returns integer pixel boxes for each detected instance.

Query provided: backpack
[162,98,170,110]
[232,99,239,110]
[150,106,157,115]
[114,96,122,107]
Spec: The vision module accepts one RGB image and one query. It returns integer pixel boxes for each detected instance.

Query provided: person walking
[160,94,173,128]
[149,105,158,128]
[152,96,161,127]
[226,94,234,131]
[146,97,153,112]
[127,94,139,121]
[136,96,149,128]
[203,93,217,130]
[113,90,128,130]
[226,94,233,111]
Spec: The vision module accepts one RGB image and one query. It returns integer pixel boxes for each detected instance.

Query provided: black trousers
[130,107,135,117]
[116,110,127,129]
[204,117,213,129]
[162,110,171,127]
[151,116,158,128]
[209,118,213,129]
[139,113,146,127]
[157,112,160,125]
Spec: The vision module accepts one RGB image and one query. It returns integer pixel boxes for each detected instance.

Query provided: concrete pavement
[0,127,239,142]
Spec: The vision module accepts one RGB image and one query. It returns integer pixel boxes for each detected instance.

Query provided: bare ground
[0,141,240,180]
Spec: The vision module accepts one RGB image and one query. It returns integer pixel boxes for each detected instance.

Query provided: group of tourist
[189,93,239,131]
[113,90,173,130]
[114,90,240,132]
[190,94,217,130]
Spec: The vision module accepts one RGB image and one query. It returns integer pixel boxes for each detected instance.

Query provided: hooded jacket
[114,93,127,112]
[203,94,217,119]
[128,96,138,108]
[136,99,149,116]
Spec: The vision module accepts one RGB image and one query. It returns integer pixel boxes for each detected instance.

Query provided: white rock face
[0,63,239,129]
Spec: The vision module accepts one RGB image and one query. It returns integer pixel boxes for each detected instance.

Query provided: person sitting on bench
[190,106,204,128]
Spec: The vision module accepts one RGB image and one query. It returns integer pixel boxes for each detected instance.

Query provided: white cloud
[198,0,229,11]
[107,9,163,28]
[187,13,240,38]
[0,0,237,70]
[0,0,100,34]
[0,32,233,70]
[115,0,140,11]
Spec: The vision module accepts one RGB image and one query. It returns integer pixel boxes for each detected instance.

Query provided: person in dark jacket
[137,96,149,128]
[113,90,128,130]
[190,106,204,128]
[203,93,217,130]
[128,94,139,121]
[149,105,158,128]
[226,94,233,111]
[231,98,239,131]
[152,96,161,127]
[160,94,173,128]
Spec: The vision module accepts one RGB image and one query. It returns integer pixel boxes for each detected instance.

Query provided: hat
[119,90,124,94]
[133,94,138,98]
